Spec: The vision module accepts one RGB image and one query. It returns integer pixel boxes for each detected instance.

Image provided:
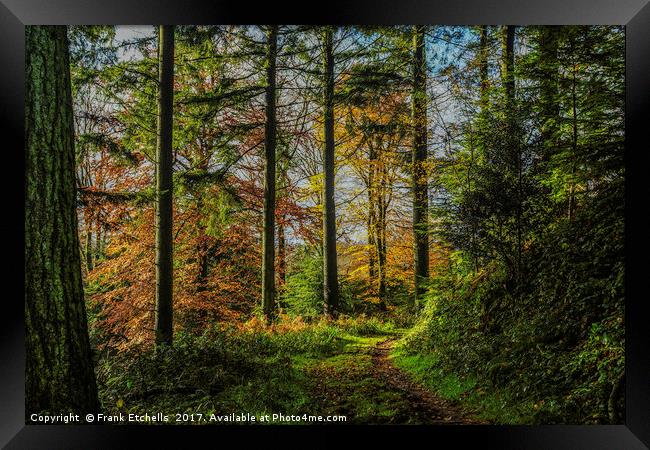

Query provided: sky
[114,25,154,60]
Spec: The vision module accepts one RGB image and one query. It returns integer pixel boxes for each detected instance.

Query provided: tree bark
[322,27,339,317]
[277,148,288,290]
[195,196,210,292]
[500,25,522,283]
[155,25,175,346]
[538,26,559,162]
[479,26,489,111]
[377,157,388,311]
[84,225,94,272]
[367,141,377,281]
[277,219,286,285]
[25,25,99,416]
[262,25,278,322]
[411,25,429,308]
[501,26,515,109]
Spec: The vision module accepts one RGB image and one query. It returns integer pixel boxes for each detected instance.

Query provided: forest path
[300,334,481,424]
[370,338,479,424]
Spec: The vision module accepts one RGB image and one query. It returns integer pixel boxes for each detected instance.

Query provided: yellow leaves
[308,173,324,196]
[421,159,439,177]
[239,314,311,334]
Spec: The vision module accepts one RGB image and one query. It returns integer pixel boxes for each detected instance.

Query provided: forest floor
[97,323,486,425]
[295,332,482,424]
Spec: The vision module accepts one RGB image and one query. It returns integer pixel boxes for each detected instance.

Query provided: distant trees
[449,25,535,286]
[439,24,624,292]
[25,25,99,415]
[154,25,175,346]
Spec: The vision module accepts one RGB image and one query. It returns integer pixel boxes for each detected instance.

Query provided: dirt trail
[305,335,484,424]
[369,338,482,425]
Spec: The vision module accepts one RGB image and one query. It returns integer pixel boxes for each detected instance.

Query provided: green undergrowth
[395,197,625,425]
[295,333,433,424]
[94,316,402,424]
[391,348,530,424]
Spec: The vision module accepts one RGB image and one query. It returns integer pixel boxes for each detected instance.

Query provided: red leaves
[87,196,261,351]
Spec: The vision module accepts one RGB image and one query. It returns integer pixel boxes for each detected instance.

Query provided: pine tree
[322,26,339,317]
[154,25,175,346]
[25,25,99,416]
[411,25,429,308]
[262,25,278,322]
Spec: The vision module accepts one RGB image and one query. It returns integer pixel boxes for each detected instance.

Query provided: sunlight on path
[297,332,482,425]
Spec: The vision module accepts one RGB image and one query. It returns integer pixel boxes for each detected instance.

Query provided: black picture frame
[2,0,649,448]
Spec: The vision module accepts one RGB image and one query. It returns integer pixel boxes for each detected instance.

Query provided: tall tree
[501,25,523,282]
[154,25,175,346]
[25,25,99,415]
[479,26,489,110]
[501,26,516,108]
[277,169,288,288]
[375,138,389,310]
[322,26,339,317]
[411,25,429,308]
[566,32,580,221]
[277,141,290,291]
[367,137,378,281]
[537,26,560,161]
[262,25,278,322]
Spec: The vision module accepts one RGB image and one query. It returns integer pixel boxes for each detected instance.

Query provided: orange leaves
[87,195,261,351]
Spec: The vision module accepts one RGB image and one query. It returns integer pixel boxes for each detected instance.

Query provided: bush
[335,315,396,336]
[95,322,346,420]
[400,193,624,424]
[281,246,358,318]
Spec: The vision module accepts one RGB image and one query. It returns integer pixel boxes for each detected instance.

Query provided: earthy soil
[369,338,482,424]
[304,336,484,425]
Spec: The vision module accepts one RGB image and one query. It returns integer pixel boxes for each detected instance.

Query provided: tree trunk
[322,27,339,317]
[377,159,388,311]
[539,26,559,162]
[154,25,175,346]
[25,25,99,416]
[501,25,522,283]
[568,59,578,221]
[95,216,103,263]
[262,25,278,322]
[195,197,209,292]
[277,148,288,290]
[367,141,377,281]
[411,25,429,308]
[479,25,489,110]
[84,224,94,272]
[277,219,286,285]
[501,25,515,108]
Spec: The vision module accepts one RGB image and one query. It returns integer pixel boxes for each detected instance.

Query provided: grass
[390,346,534,424]
[295,333,418,424]
[95,316,410,425]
